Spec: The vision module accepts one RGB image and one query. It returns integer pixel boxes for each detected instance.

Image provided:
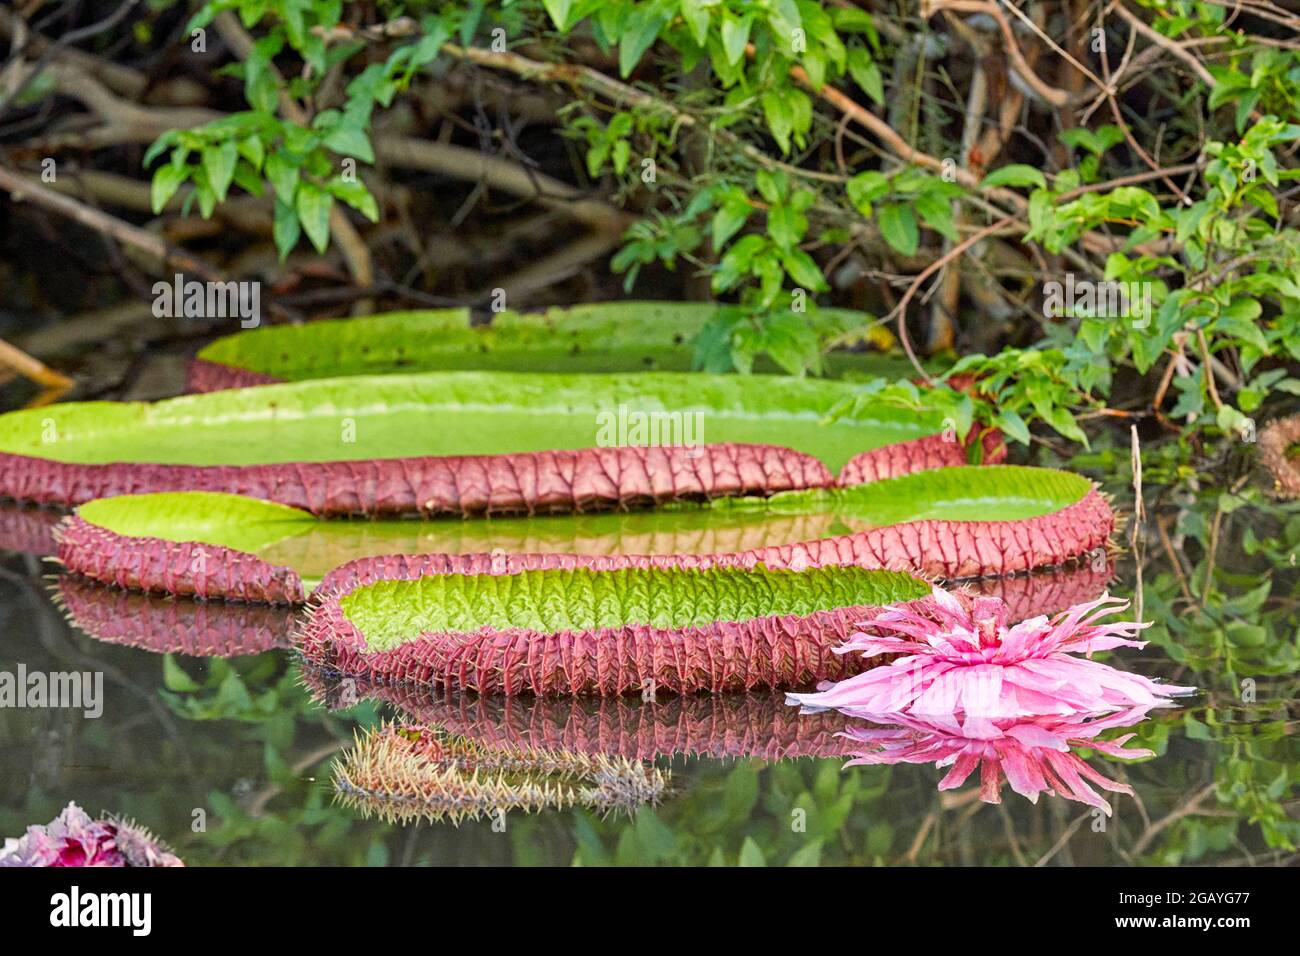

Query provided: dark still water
[1,489,1297,866]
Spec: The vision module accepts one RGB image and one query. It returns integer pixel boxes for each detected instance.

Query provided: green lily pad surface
[71,466,1092,590]
[338,564,932,652]
[0,371,937,472]
[192,303,906,383]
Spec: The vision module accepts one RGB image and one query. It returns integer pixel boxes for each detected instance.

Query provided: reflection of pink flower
[788,588,1193,719]
[0,803,182,867]
[841,707,1156,814]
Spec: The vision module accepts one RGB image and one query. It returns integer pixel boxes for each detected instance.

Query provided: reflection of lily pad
[187,302,907,391]
[965,561,1113,624]
[298,674,864,761]
[53,575,295,657]
[0,502,63,556]
[333,721,667,825]
[55,466,1112,603]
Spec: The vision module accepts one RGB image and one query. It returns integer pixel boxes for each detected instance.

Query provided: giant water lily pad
[298,563,933,695]
[0,370,985,514]
[55,465,1113,602]
[187,303,906,391]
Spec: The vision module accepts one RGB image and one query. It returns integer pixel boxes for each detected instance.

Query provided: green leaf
[143,132,178,170]
[712,197,751,249]
[459,0,485,46]
[847,47,883,105]
[762,90,794,154]
[787,841,823,867]
[619,9,667,78]
[232,161,265,197]
[846,171,888,215]
[150,164,189,214]
[720,13,753,66]
[738,837,767,866]
[980,164,1048,191]
[996,408,1031,445]
[914,191,959,241]
[323,124,374,163]
[633,810,677,861]
[189,170,216,218]
[326,178,380,222]
[245,34,284,113]
[237,134,265,170]
[781,247,828,291]
[681,0,710,47]
[162,654,202,692]
[767,202,799,249]
[541,0,573,30]
[713,234,766,292]
[273,199,300,260]
[265,151,300,201]
[755,169,787,205]
[878,203,919,256]
[295,182,333,254]
[203,140,239,202]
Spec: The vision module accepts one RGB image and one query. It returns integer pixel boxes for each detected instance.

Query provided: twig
[0,0,144,118]
[1202,502,1223,607]
[1156,513,1199,610]
[873,216,1018,378]
[929,57,989,352]
[374,135,630,230]
[0,163,222,279]
[1034,810,1091,866]
[1130,423,1145,622]
[1113,4,1217,87]
[1197,327,1225,411]
[1130,783,1216,855]
[1056,161,1204,202]
[922,0,1096,107]
[0,336,73,394]
[1099,20,1194,205]
[466,226,627,304]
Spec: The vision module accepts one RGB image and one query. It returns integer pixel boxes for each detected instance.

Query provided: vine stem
[834,216,1016,379]
[1130,424,1145,624]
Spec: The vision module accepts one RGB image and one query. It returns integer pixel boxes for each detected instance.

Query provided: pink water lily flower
[841,706,1157,814]
[787,587,1194,719]
[0,802,182,867]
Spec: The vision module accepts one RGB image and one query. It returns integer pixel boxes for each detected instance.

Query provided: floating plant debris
[0,370,980,514]
[299,564,932,696]
[54,575,295,657]
[1,802,183,867]
[839,707,1161,815]
[55,465,1107,602]
[787,589,1194,720]
[332,722,668,824]
[188,302,904,391]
